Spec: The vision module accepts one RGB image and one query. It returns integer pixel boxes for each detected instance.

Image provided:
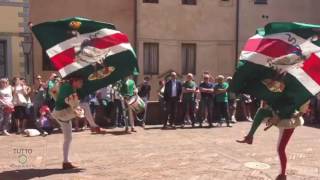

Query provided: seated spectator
[37,105,53,135]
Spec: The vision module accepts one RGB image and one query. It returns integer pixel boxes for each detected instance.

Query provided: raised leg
[237,108,273,144]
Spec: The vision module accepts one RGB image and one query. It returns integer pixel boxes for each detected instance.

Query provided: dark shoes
[162,124,176,129]
[91,127,106,134]
[62,162,78,170]
[161,126,168,129]
[236,136,253,145]
[276,174,287,180]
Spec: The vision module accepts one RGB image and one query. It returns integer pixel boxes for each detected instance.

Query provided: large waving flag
[230,22,320,118]
[32,17,138,96]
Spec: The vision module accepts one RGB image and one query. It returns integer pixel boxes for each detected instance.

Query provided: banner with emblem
[230,22,320,118]
[31,17,139,96]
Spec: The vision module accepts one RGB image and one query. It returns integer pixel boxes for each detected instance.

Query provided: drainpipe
[134,0,138,82]
[134,0,138,50]
[235,0,240,68]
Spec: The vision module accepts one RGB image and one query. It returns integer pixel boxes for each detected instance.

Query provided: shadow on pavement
[144,126,163,130]
[0,168,84,180]
[105,131,132,136]
[144,126,181,130]
[144,125,226,130]
[304,122,320,129]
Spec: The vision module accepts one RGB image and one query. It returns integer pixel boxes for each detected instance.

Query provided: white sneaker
[42,132,48,137]
[3,130,11,136]
[231,116,237,123]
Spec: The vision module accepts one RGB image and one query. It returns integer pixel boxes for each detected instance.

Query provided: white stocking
[58,120,72,163]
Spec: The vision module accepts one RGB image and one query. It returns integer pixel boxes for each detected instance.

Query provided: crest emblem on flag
[230,22,320,118]
[32,17,139,96]
[67,20,116,81]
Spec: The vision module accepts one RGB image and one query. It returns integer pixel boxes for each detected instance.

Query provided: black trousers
[164,97,179,126]
[182,100,196,124]
[113,99,124,126]
[215,101,230,125]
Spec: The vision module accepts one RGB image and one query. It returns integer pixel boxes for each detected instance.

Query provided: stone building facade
[0,0,31,81]
[20,0,320,99]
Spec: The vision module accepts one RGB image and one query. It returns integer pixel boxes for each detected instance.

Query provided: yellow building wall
[0,5,24,79]
[238,0,320,54]
[137,0,236,100]
[0,6,23,32]
[138,0,320,100]
[11,36,24,77]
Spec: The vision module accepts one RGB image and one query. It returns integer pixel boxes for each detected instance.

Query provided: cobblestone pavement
[0,122,320,180]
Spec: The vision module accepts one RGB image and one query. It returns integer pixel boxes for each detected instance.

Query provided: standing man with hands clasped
[181,73,197,128]
[198,74,214,128]
[163,72,182,129]
[214,75,232,127]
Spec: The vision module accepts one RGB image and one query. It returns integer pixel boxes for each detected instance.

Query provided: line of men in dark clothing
[161,71,234,129]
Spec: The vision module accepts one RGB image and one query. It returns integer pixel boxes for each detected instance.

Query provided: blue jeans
[215,101,230,125]
[182,100,196,124]
[0,107,12,132]
[198,97,213,125]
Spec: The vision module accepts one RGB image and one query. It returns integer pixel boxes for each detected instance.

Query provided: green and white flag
[32,17,138,96]
[230,22,320,118]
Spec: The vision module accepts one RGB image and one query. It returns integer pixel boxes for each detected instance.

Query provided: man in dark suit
[163,72,182,129]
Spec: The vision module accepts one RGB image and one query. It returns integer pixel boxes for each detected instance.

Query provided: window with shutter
[181,43,196,75]
[143,43,159,75]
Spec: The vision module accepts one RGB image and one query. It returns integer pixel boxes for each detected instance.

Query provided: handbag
[3,105,14,114]
[15,93,28,105]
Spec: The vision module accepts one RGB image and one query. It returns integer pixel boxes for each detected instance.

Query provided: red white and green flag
[31,17,138,95]
[230,22,320,118]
